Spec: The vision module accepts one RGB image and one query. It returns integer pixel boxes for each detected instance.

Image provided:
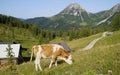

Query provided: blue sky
[0,0,120,19]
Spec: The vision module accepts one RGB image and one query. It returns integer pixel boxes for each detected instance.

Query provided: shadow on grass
[22,57,34,62]
[43,60,65,68]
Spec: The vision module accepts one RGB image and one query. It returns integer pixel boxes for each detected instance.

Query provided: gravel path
[82,32,111,50]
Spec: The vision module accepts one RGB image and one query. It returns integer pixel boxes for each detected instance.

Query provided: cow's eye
[65,56,68,59]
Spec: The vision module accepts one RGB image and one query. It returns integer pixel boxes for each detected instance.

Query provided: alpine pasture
[0,31,120,75]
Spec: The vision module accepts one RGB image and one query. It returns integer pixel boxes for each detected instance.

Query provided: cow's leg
[55,60,57,66]
[49,56,57,68]
[35,54,42,71]
[37,57,42,71]
[49,60,54,68]
[34,58,38,71]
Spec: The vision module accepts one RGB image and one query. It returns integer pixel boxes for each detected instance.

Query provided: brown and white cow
[30,44,72,71]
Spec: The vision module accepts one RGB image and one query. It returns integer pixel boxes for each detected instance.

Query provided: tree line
[110,14,120,31]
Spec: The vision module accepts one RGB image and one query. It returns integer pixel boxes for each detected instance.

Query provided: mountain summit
[60,3,89,16]
[59,3,91,23]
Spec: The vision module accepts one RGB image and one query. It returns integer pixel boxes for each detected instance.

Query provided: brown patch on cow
[41,45,53,57]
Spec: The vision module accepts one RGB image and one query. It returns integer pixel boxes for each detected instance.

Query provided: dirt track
[82,32,112,50]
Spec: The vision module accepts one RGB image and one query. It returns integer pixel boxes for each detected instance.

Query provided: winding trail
[82,32,111,50]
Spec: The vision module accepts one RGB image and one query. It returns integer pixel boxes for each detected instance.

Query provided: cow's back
[41,44,54,57]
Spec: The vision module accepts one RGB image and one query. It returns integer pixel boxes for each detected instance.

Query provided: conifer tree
[6,43,14,70]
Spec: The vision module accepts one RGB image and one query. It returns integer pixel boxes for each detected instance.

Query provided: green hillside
[0,30,120,75]
[0,24,39,56]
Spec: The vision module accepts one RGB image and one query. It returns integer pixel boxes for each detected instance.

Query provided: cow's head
[59,48,73,65]
[64,54,72,65]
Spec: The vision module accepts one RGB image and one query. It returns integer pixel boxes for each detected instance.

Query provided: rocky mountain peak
[110,3,120,14]
[60,3,89,16]
[112,3,120,10]
[67,3,83,10]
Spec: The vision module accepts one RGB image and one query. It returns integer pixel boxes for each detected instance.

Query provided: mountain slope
[96,3,120,25]
[25,3,120,30]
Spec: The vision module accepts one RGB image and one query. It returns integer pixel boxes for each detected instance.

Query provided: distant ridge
[25,3,120,30]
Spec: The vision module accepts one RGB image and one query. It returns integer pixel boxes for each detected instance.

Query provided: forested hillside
[110,14,120,31]
[0,14,107,44]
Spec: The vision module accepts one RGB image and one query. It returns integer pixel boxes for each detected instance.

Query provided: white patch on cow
[68,55,72,60]
[41,54,47,58]
[38,45,42,53]
[52,44,64,53]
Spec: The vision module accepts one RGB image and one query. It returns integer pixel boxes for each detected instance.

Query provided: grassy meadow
[0,31,120,75]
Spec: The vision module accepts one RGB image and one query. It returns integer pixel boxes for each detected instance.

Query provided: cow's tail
[30,47,34,62]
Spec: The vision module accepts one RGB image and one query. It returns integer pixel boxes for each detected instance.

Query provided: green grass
[0,31,120,75]
[94,31,120,47]
[68,32,102,50]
